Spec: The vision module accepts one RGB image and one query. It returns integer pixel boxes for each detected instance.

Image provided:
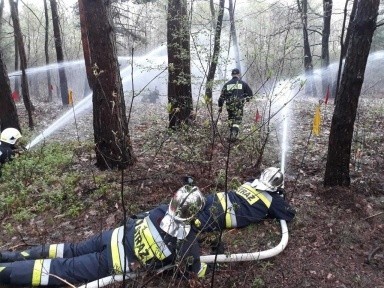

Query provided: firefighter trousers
[0,228,129,286]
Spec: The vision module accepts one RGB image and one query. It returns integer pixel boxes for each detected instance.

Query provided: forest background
[0,0,384,287]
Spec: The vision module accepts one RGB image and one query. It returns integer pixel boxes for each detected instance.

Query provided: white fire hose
[78,219,289,288]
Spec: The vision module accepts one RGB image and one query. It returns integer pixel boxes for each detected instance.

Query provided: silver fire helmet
[160,185,205,239]
[252,167,284,192]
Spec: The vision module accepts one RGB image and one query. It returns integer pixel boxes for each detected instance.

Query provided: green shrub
[0,142,110,222]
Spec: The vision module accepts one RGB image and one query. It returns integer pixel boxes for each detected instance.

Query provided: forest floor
[1,92,384,288]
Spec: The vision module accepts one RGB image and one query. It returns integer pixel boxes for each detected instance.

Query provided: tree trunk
[44,0,53,102]
[228,0,241,69]
[204,0,224,100]
[209,0,215,28]
[50,0,69,105]
[324,0,379,187]
[13,32,20,94]
[0,49,21,131]
[298,0,317,97]
[0,0,4,36]
[321,0,332,96]
[342,0,358,59]
[9,0,34,129]
[78,0,135,170]
[167,0,193,129]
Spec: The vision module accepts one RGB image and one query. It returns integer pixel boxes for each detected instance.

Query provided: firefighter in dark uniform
[0,186,207,286]
[218,68,253,140]
[193,167,295,232]
[0,128,22,165]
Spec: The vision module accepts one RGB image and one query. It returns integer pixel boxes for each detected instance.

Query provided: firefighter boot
[229,125,239,142]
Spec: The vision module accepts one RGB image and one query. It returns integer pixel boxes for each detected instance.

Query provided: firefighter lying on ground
[132,167,295,252]
[0,186,207,286]
[193,167,295,233]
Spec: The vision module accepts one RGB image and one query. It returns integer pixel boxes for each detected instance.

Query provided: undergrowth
[0,142,113,222]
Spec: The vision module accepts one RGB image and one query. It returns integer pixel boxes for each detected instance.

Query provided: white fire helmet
[160,185,205,239]
[0,128,22,145]
[252,167,284,192]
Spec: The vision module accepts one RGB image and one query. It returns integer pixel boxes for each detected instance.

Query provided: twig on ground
[362,211,384,221]
[367,246,383,264]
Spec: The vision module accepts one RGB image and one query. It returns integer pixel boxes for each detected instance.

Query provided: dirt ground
[2,93,384,288]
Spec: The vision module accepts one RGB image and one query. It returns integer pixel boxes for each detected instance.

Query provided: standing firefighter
[0,186,207,286]
[218,68,253,141]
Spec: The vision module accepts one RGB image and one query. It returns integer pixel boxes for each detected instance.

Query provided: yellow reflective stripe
[226,83,243,91]
[32,259,43,286]
[217,192,237,228]
[235,184,272,208]
[198,263,207,278]
[48,244,57,258]
[141,218,168,260]
[134,217,171,263]
[32,259,51,285]
[134,220,155,263]
[259,191,272,208]
[111,227,122,272]
[145,217,171,259]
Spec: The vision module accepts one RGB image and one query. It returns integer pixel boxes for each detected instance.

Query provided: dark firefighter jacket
[193,182,296,232]
[0,142,15,165]
[218,77,253,109]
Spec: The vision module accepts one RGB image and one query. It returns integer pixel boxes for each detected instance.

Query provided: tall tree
[0,0,4,37]
[324,0,380,187]
[321,0,332,95]
[167,0,193,129]
[9,0,34,129]
[228,0,240,69]
[0,49,20,131]
[341,0,358,59]
[204,0,225,100]
[334,0,357,99]
[50,0,69,105]
[44,0,53,102]
[78,0,135,170]
[13,30,20,93]
[297,0,317,96]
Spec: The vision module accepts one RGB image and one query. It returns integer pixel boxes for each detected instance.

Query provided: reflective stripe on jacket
[133,216,172,263]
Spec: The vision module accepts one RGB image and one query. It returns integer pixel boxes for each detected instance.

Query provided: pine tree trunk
[167,0,193,129]
[0,0,4,36]
[204,0,224,100]
[228,0,240,68]
[0,49,21,131]
[324,0,380,187]
[9,0,34,129]
[50,0,69,105]
[298,0,317,97]
[44,0,53,102]
[79,0,135,170]
[321,0,332,96]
